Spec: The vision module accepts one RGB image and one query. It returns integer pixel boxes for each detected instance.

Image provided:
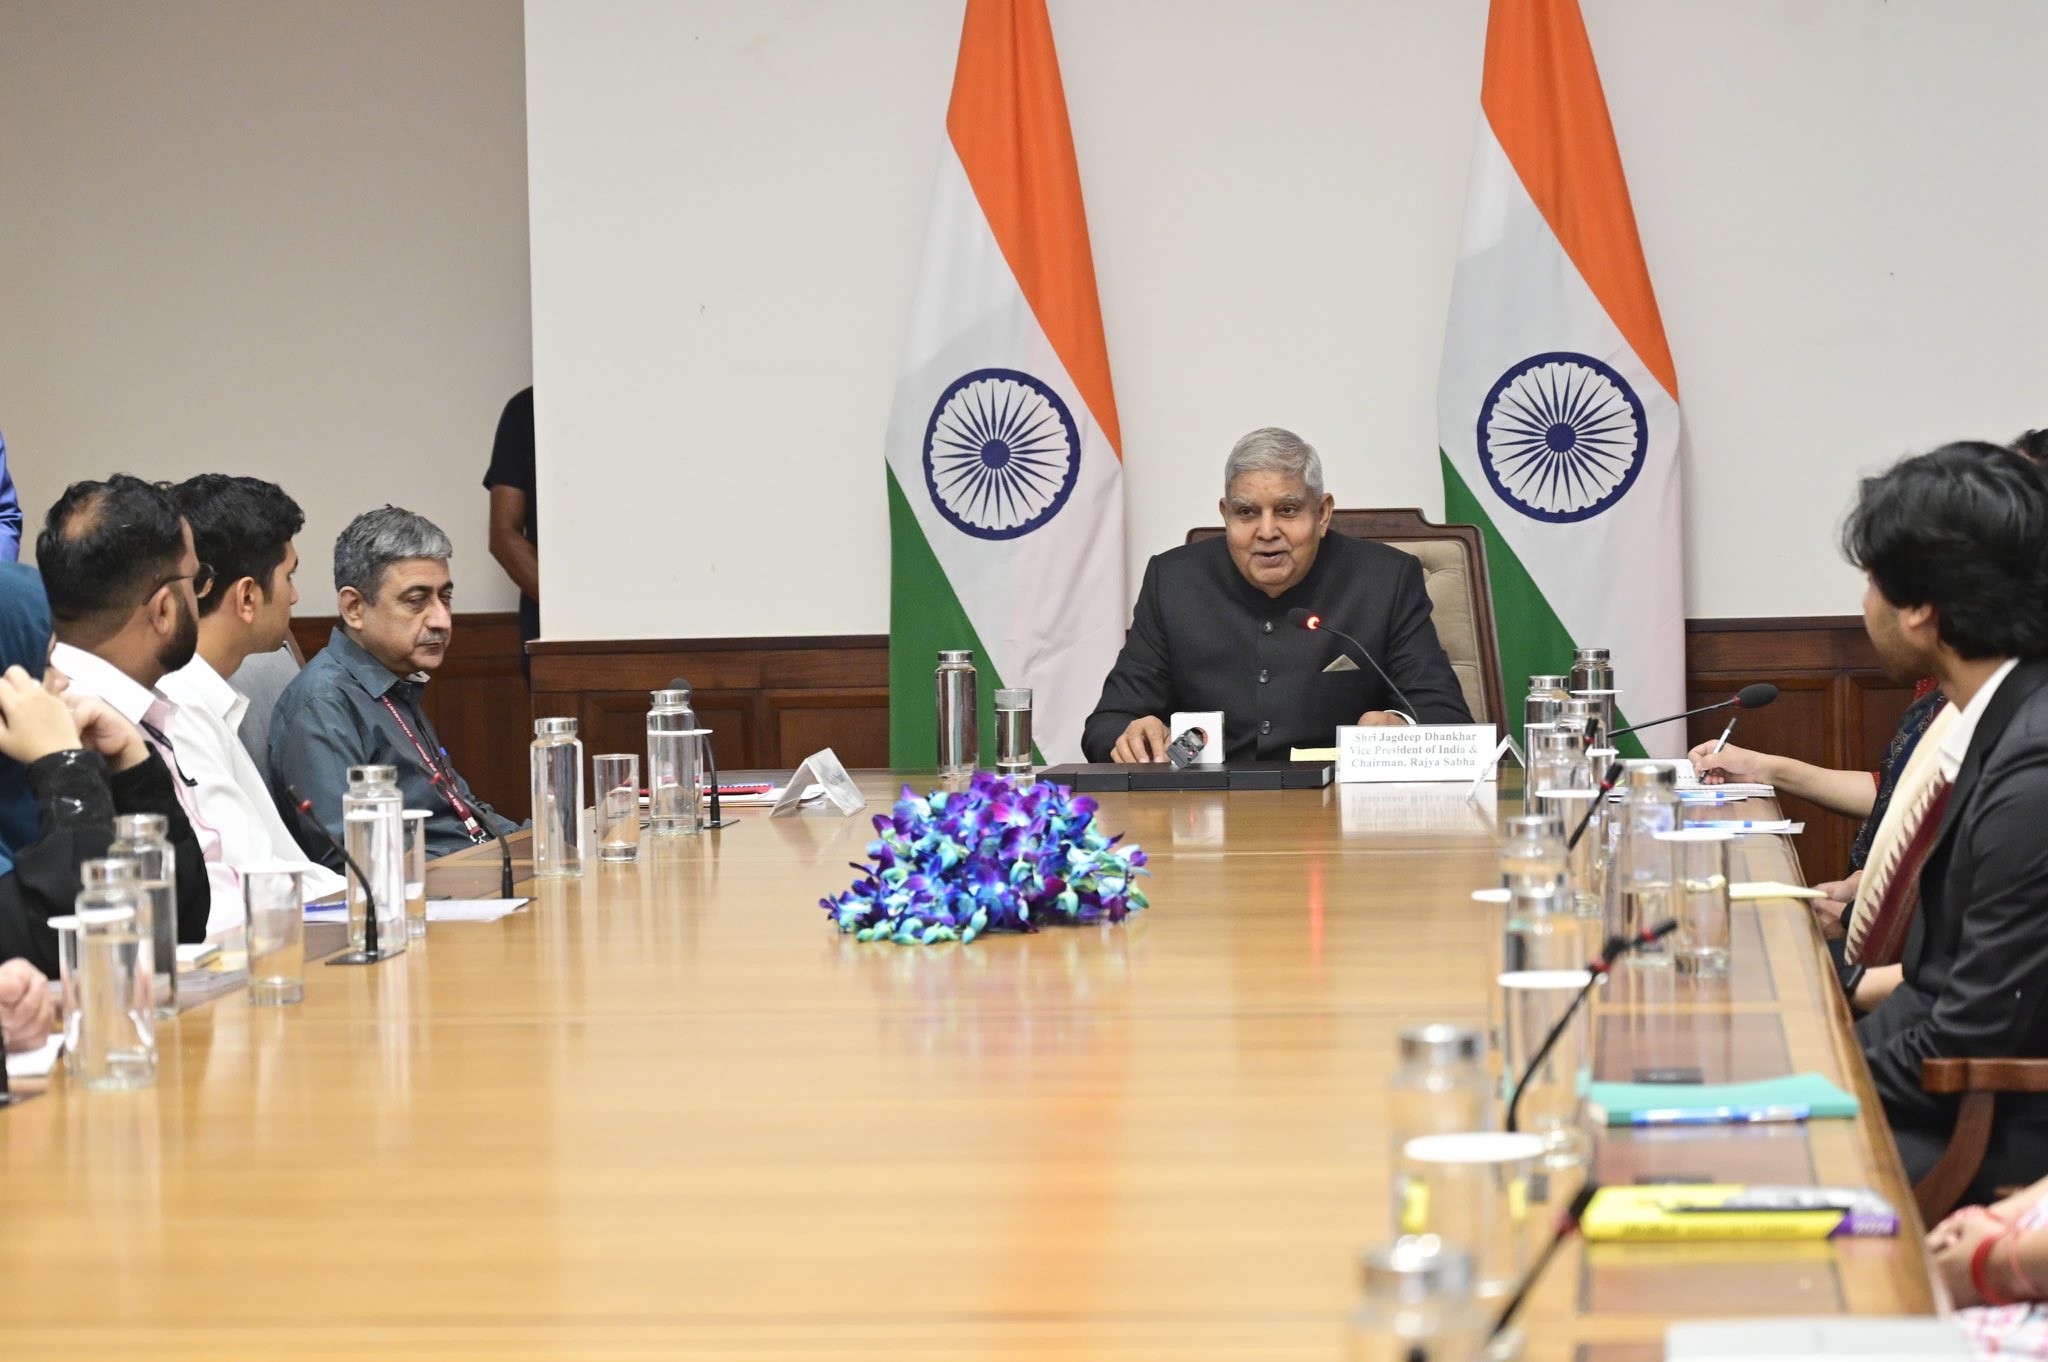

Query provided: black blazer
[1857,658,2048,1189]
[1081,532,1472,762]
[0,750,211,978]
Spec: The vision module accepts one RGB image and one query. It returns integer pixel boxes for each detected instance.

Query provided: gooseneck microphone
[1564,761,1626,852]
[1284,608,1419,718]
[1504,920,1679,1136]
[488,812,516,898]
[1607,683,1778,739]
[669,677,734,830]
[1489,1180,1601,1343]
[286,785,382,960]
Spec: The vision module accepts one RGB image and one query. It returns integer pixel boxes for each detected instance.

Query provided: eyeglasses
[150,563,216,602]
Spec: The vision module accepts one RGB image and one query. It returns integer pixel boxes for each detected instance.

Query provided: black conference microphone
[1504,919,1679,1136]
[1284,608,1420,718]
[1164,726,1208,770]
[487,805,516,898]
[1564,760,1626,852]
[1608,683,1778,739]
[1489,1179,1602,1344]
[286,785,385,962]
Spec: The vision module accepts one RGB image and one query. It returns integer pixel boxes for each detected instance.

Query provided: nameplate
[1335,724,1499,784]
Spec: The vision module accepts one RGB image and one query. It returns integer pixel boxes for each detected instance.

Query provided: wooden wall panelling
[1685,617,1915,882]
[763,689,891,769]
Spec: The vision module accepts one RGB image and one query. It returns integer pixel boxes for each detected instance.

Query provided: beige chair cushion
[1382,538,1488,723]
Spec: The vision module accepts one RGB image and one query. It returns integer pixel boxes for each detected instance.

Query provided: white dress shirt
[1936,657,2021,782]
[160,653,348,931]
[50,641,240,932]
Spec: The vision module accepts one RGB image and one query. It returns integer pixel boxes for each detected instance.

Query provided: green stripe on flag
[1440,452,1646,759]
[887,465,1009,768]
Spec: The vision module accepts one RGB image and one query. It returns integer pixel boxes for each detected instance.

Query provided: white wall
[0,0,531,612]
[526,0,2048,642]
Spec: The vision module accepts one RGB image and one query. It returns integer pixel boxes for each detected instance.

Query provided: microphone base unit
[1038,760,1334,793]
[325,946,406,968]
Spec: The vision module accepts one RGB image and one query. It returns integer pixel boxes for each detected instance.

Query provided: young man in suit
[1082,427,1470,763]
[1846,441,2048,1198]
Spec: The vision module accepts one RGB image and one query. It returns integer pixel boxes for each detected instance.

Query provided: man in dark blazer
[1845,442,2048,1199]
[1083,428,1470,764]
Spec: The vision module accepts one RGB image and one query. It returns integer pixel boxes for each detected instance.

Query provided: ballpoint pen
[1710,712,1739,755]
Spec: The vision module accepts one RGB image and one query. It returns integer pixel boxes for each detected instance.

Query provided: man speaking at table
[1083,428,1470,764]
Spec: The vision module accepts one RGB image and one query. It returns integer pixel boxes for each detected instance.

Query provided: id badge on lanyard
[377,695,490,843]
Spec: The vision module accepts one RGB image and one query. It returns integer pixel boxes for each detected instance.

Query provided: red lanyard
[377,694,488,842]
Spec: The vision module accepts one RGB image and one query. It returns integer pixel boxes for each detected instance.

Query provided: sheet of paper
[1730,881,1826,901]
[1289,747,1339,762]
[6,1033,62,1079]
[428,898,529,922]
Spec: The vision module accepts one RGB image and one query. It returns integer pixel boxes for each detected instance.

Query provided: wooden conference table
[0,771,1935,1359]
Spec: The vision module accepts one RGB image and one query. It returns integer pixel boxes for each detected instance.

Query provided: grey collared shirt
[267,627,519,866]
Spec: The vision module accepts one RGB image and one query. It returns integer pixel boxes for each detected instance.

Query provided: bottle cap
[650,685,692,706]
[81,858,139,888]
[1397,1023,1484,1066]
[1358,1235,1476,1302]
[1626,762,1679,790]
[1574,647,1611,663]
[937,649,974,664]
[1503,813,1562,841]
[1526,674,1571,690]
[534,717,578,737]
[111,813,169,843]
[347,764,399,787]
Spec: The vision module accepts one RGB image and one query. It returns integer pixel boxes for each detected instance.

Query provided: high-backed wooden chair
[1186,509,1506,725]
[1913,1058,2048,1220]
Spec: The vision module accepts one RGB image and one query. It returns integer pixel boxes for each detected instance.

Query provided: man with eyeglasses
[39,474,231,918]
[39,475,232,925]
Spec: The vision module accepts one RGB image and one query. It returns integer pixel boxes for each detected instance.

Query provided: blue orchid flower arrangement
[822,774,1149,945]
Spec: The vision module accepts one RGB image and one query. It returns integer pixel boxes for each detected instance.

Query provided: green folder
[1585,1073,1859,1126]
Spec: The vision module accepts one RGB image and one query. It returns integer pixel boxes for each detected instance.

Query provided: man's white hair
[1223,427,1324,501]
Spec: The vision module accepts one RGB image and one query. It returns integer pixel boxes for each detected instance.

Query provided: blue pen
[1686,820,1784,831]
[1631,1103,1811,1127]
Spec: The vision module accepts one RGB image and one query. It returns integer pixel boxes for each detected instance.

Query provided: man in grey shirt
[268,507,518,866]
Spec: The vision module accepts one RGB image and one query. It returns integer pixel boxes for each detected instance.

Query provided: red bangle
[1975,1230,2016,1307]
[2008,1229,2044,1301]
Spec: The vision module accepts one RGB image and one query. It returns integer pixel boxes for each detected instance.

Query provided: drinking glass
[593,753,642,863]
[73,906,157,1090]
[994,689,1034,778]
[1397,1131,1549,1300]
[1658,829,1733,977]
[1499,969,1593,1168]
[402,811,429,938]
[244,868,306,1005]
[1533,786,1601,924]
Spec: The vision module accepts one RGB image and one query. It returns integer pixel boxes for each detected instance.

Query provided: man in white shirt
[37,474,228,930]
[162,476,347,928]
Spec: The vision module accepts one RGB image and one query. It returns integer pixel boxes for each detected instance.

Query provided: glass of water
[402,811,429,938]
[1397,1131,1550,1301]
[73,905,157,1091]
[593,753,641,862]
[1498,969,1593,1167]
[244,866,306,1005]
[994,689,1034,778]
[1658,829,1733,977]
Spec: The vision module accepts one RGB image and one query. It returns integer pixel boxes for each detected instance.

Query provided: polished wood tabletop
[0,772,1934,1359]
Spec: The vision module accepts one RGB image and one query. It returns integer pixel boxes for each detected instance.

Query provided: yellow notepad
[1730,881,1825,901]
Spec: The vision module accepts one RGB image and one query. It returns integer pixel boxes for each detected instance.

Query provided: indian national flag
[885,0,1126,766]
[1439,0,1686,757]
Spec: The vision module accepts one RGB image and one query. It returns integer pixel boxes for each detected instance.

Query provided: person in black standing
[483,387,538,679]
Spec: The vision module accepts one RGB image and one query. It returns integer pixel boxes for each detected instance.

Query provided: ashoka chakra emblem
[923,368,1082,541]
[1477,351,1647,523]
